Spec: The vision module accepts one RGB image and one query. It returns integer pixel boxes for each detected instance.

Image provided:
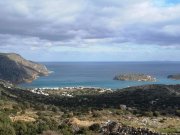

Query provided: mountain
[0,53,49,84]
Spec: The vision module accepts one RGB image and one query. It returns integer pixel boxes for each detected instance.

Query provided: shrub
[153,111,160,117]
[143,111,153,117]
[0,124,16,135]
[12,105,21,112]
[13,121,27,135]
[0,112,12,125]
[36,120,49,134]
[51,106,59,113]
[26,122,38,135]
[89,123,100,131]
[175,110,180,117]
[92,112,101,117]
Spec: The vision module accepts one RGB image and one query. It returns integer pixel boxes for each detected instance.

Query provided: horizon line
[36,60,180,62]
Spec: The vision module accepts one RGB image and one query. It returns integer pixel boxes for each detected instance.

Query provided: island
[114,73,156,82]
[167,74,180,80]
[0,53,179,135]
[0,53,50,84]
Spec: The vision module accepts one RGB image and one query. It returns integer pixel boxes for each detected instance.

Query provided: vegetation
[0,82,180,134]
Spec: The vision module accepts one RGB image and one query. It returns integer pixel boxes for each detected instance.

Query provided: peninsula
[0,53,49,84]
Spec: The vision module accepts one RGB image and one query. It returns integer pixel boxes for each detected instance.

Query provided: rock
[119,104,127,110]
[167,74,180,80]
[0,53,50,84]
[108,121,120,133]
[101,121,160,135]
[114,73,156,82]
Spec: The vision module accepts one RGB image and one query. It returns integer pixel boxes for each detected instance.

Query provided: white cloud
[0,0,180,61]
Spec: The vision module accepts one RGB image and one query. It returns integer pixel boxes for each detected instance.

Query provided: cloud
[0,0,180,61]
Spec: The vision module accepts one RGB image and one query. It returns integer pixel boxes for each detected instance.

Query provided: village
[29,86,113,97]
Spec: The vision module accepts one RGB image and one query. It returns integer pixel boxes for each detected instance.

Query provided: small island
[114,73,156,82]
[167,74,180,80]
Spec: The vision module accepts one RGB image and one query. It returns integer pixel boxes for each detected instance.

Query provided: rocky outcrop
[168,74,180,80]
[100,121,160,135]
[0,53,49,84]
[114,73,156,82]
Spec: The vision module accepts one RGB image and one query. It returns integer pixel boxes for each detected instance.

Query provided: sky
[0,0,180,61]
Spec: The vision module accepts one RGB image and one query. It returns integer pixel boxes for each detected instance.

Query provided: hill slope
[2,82,179,116]
[0,81,180,134]
[0,53,49,83]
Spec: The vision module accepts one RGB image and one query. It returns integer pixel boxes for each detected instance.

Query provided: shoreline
[19,76,180,90]
[27,86,113,97]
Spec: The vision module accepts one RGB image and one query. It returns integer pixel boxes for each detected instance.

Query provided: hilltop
[0,53,49,84]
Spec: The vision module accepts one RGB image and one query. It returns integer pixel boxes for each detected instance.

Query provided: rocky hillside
[0,53,49,83]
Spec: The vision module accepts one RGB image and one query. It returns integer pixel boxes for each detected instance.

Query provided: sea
[20,62,180,89]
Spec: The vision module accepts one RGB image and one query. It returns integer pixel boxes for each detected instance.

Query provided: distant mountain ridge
[0,53,49,84]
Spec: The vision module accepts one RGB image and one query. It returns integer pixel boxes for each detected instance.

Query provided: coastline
[27,86,113,97]
[19,62,180,89]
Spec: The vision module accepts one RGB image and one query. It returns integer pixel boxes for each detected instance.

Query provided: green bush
[58,124,72,135]
[143,111,153,117]
[89,123,100,131]
[51,106,59,113]
[0,112,12,125]
[175,110,180,117]
[36,120,49,134]
[0,124,16,135]
[153,111,160,117]
[26,122,38,135]
[13,121,27,135]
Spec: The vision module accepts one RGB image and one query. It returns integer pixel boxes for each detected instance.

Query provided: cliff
[0,53,49,84]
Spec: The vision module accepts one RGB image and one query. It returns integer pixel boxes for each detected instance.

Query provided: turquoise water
[20,62,180,89]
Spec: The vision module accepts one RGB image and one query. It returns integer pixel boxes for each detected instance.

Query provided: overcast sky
[0,0,180,61]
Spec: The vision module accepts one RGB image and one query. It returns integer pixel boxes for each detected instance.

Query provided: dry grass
[10,115,36,122]
[74,109,180,133]
[69,117,96,127]
[10,109,38,122]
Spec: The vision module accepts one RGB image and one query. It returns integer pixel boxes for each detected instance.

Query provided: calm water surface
[21,62,180,89]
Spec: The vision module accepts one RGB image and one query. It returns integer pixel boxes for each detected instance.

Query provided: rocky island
[0,53,179,135]
[0,53,49,84]
[167,74,180,80]
[114,73,156,82]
